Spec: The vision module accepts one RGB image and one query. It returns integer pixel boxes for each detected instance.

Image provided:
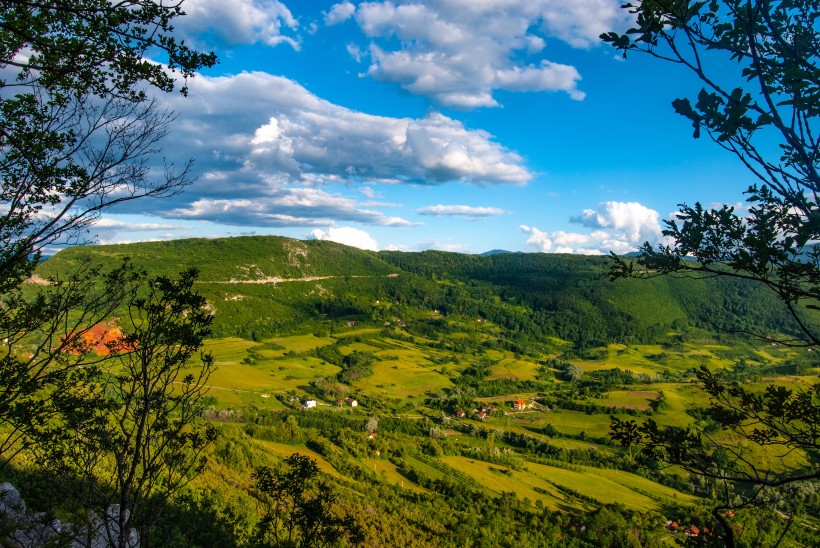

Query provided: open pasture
[362,458,428,493]
[534,409,626,438]
[574,346,661,376]
[598,390,658,412]
[352,359,451,399]
[525,461,699,512]
[268,333,336,353]
[253,440,343,478]
[487,352,540,382]
[441,456,580,512]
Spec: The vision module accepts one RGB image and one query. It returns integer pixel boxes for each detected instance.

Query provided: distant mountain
[479,249,518,256]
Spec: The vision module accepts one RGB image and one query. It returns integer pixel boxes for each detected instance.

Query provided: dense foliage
[601,2,820,545]
[39,239,820,348]
[604,0,820,347]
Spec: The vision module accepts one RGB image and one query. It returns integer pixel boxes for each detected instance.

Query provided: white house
[303,399,317,409]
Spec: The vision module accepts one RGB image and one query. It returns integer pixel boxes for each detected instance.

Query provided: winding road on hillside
[206,273,400,284]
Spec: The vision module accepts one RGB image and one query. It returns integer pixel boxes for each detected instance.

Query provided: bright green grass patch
[252,440,343,478]
[402,455,451,483]
[197,352,339,403]
[375,347,434,365]
[340,342,381,354]
[196,362,279,392]
[441,456,580,512]
[537,410,627,438]
[598,390,659,412]
[574,356,660,376]
[272,334,337,353]
[546,437,615,454]
[488,355,540,382]
[203,338,259,366]
[353,360,451,399]
[525,461,698,512]
[484,349,505,361]
[265,357,340,390]
[362,459,427,493]
[334,328,380,338]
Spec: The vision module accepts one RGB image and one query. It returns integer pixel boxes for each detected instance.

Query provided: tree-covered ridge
[379,249,820,347]
[38,236,400,281]
[38,236,820,347]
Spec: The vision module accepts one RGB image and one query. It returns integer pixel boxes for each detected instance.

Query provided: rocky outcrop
[0,483,139,547]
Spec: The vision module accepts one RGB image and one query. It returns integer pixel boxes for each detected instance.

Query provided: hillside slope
[37,236,816,346]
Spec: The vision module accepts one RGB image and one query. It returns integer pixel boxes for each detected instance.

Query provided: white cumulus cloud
[334,0,630,108]
[325,1,356,25]
[175,0,299,48]
[170,71,531,187]
[137,70,532,227]
[309,227,379,251]
[571,201,661,244]
[520,201,663,255]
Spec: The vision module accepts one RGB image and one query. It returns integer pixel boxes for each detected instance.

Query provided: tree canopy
[0,0,216,285]
[603,3,820,545]
[604,0,820,346]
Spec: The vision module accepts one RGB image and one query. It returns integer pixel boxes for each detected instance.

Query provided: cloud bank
[416,204,508,219]
[520,201,662,255]
[308,226,379,251]
[330,0,630,108]
[175,0,299,48]
[134,71,531,228]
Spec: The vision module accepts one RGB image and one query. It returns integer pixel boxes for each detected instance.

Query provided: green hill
[38,235,399,281]
[37,236,817,346]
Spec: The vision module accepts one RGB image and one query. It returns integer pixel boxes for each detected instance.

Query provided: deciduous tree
[252,454,362,548]
[0,0,215,464]
[0,0,216,283]
[603,2,820,545]
[603,0,820,346]
[36,268,216,547]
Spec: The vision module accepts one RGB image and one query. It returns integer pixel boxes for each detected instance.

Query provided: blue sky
[95,0,754,254]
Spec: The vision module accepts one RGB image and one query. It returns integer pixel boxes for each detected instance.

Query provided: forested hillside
[39,236,818,348]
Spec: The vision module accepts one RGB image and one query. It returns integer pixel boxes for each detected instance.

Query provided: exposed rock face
[0,483,139,547]
[0,483,24,515]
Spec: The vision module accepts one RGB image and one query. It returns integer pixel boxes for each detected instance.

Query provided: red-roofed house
[513,399,527,410]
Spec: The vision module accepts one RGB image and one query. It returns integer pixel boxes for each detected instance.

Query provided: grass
[269,334,336,353]
[440,454,697,513]
[487,353,540,382]
[353,359,451,399]
[440,456,580,512]
[536,410,625,438]
[525,461,699,512]
[361,458,427,493]
[252,440,343,478]
[598,390,658,411]
[401,455,452,483]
